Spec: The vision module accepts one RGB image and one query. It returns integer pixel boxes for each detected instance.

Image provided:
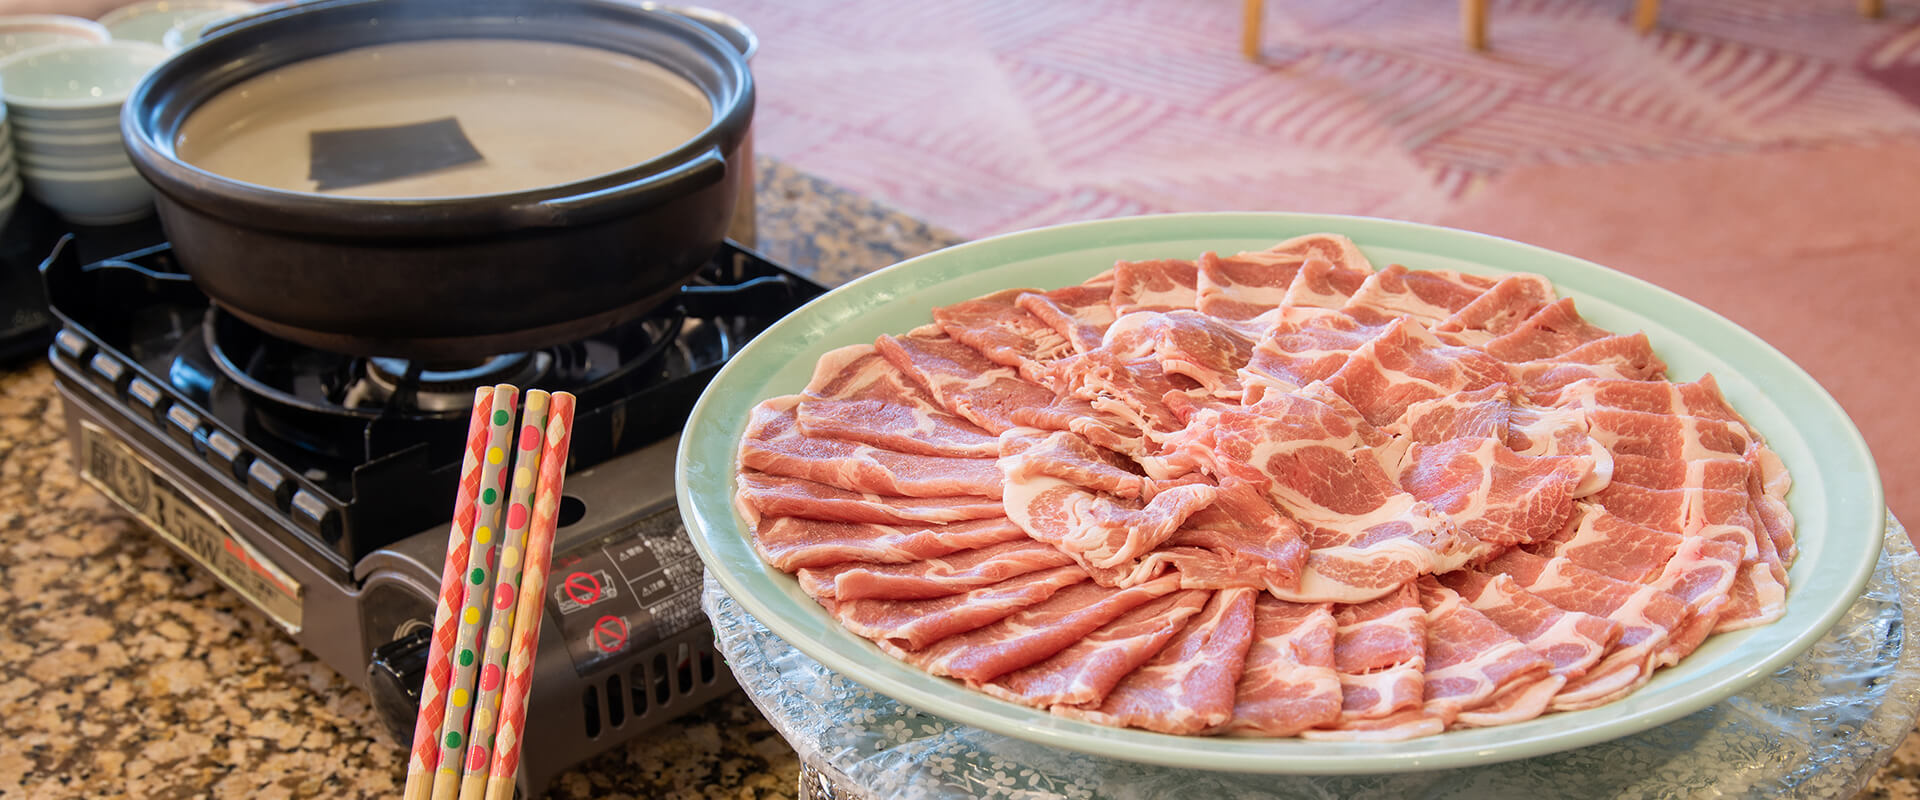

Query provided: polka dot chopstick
[402,386,498,800]
[429,386,520,800]
[484,392,576,800]
[455,391,552,800]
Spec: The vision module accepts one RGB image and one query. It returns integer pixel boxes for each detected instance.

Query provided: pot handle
[504,146,728,228]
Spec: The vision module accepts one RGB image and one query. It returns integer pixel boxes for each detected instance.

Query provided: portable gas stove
[40,230,824,794]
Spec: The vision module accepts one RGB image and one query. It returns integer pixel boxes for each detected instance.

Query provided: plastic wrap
[704,513,1919,800]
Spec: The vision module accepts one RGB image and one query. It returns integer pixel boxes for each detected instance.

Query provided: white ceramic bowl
[0,178,24,231]
[0,40,169,120]
[20,148,131,171]
[0,15,111,61]
[20,162,154,225]
[99,0,256,46]
[158,7,251,51]
[11,125,125,158]
[8,111,122,134]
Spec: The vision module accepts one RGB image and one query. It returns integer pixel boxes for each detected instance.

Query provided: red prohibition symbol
[563,571,603,606]
[591,615,629,653]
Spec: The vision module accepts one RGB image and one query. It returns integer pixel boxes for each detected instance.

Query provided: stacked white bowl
[0,15,113,230]
[99,0,259,49]
[0,39,168,225]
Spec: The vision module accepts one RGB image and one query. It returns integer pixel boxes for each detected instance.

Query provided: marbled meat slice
[875,325,1056,434]
[1323,317,1511,427]
[1000,461,1219,576]
[1440,570,1621,683]
[817,566,1090,650]
[1153,479,1309,593]
[748,515,1030,572]
[1111,257,1200,314]
[1196,250,1302,321]
[1434,273,1558,344]
[1396,437,1593,547]
[1104,309,1258,401]
[1222,597,1342,736]
[1187,385,1480,603]
[1480,297,1611,362]
[739,396,1004,498]
[1281,256,1373,309]
[1320,583,1426,725]
[999,427,1149,498]
[1415,578,1555,725]
[1389,384,1513,445]
[796,539,1079,601]
[980,589,1211,708]
[932,288,1076,384]
[1017,284,1115,354]
[1529,505,1742,617]
[902,575,1185,682]
[792,344,1001,458]
[1342,264,1499,326]
[1239,308,1393,401]
[1060,588,1258,734]
[735,472,1003,526]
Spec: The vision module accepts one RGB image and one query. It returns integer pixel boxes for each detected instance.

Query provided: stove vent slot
[581,684,602,739]
[604,674,626,729]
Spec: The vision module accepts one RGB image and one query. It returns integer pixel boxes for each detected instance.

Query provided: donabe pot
[122,0,753,359]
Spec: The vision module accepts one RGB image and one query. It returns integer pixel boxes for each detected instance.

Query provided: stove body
[40,235,822,793]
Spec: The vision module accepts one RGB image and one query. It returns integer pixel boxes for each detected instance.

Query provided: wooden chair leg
[1634,0,1661,33]
[1860,0,1884,18]
[1462,0,1488,50]
[1242,0,1264,62]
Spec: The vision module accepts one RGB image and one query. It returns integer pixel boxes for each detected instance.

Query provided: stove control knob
[367,626,431,745]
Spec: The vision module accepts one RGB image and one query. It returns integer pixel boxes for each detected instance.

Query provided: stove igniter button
[204,431,252,482]
[53,329,93,363]
[164,406,204,451]
[126,378,170,422]
[247,461,294,511]
[87,353,131,394]
[290,490,339,543]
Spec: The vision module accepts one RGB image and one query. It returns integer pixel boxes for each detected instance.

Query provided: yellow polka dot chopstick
[427,385,519,800]
[402,386,496,800]
[455,391,551,800]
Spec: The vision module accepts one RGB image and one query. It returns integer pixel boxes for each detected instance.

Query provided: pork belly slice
[1016,283,1114,355]
[1479,549,1715,710]
[1397,436,1594,548]
[902,575,1184,683]
[795,399,1001,459]
[980,589,1211,708]
[1111,257,1200,314]
[739,396,1004,499]
[1189,385,1482,603]
[1323,317,1511,427]
[1007,396,1150,459]
[1480,297,1612,362]
[999,427,1150,499]
[1000,473,1218,575]
[875,325,1056,435]
[1342,264,1500,327]
[1221,597,1341,736]
[1322,583,1426,724]
[1433,273,1558,344]
[1441,570,1621,683]
[818,565,1091,650]
[932,287,1077,384]
[797,539,1078,602]
[1281,255,1373,309]
[1155,479,1309,592]
[1101,309,1259,401]
[736,472,1003,526]
[749,516,1029,572]
[1059,588,1258,734]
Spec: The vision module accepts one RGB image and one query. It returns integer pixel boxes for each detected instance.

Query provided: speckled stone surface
[1,160,1914,799]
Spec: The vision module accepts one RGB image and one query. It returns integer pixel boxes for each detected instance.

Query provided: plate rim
[676,211,1885,774]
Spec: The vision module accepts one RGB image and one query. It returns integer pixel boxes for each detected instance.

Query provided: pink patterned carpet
[731,0,1920,521]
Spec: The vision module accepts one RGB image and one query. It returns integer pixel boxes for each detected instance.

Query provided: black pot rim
[121,0,755,240]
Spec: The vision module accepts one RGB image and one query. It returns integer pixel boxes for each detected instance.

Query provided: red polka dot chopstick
[484,392,576,800]
[402,387,575,800]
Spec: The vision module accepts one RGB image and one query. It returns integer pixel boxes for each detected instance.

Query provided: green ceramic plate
[675,213,1884,774]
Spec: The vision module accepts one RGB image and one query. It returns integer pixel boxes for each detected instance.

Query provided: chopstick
[456,391,553,800]
[403,386,576,800]
[402,386,498,800]
[485,392,576,800]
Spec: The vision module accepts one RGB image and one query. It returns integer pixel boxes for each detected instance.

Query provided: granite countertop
[2,161,1917,799]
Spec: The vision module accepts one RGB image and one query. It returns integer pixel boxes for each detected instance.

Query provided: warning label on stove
[547,507,705,676]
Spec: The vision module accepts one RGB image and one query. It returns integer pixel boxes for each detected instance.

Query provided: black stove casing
[41,235,823,794]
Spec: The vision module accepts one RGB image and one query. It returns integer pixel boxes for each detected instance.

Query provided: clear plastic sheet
[704,514,1919,800]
